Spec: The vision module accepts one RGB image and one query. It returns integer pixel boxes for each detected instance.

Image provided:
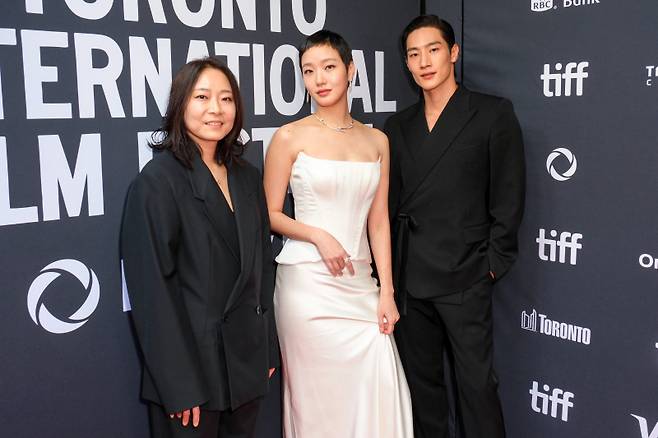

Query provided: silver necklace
[312,113,354,133]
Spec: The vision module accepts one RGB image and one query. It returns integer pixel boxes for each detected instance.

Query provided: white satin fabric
[275,151,379,265]
[274,152,413,438]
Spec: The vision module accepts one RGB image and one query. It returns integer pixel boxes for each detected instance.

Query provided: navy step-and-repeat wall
[0,1,418,437]
[434,0,657,437]
[3,0,657,437]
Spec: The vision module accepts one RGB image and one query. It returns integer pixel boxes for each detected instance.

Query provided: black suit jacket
[120,150,278,413]
[385,86,525,299]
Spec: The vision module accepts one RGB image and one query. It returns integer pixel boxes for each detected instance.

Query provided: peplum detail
[275,151,381,265]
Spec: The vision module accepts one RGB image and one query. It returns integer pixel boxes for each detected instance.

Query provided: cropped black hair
[401,15,456,54]
[299,29,353,68]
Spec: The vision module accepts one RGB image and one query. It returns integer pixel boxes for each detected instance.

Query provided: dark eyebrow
[302,57,340,68]
[406,41,442,53]
[193,88,232,93]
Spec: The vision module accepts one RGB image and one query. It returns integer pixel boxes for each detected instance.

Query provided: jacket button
[255,305,262,315]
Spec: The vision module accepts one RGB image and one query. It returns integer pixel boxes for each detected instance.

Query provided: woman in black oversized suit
[121,57,278,438]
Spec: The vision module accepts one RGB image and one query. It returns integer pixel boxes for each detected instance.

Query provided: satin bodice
[275,151,381,265]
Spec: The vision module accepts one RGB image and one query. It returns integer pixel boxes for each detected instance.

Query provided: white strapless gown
[274,152,413,438]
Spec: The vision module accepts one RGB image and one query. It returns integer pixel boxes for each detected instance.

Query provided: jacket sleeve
[257,175,280,369]
[487,99,526,279]
[120,172,209,413]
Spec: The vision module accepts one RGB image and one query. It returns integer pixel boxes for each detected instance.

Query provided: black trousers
[148,397,262,438]
[394,278,505,438]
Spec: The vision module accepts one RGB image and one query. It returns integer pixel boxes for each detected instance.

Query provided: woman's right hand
[170,406,200,428]
[312,229,355,277]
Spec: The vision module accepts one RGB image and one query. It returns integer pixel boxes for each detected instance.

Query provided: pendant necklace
[312,113,354,133]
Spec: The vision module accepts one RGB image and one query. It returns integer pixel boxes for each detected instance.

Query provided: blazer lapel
[222,161,257,313]
[400,102,427,163]
[188,154,240,262]
[399,87,477,208]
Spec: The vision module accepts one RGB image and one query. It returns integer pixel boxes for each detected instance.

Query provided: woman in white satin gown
[263,30,413,438]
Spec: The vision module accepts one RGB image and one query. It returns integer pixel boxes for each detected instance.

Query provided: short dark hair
[299,29,353,68]
[401,15,456,53]
[151,57,245,168]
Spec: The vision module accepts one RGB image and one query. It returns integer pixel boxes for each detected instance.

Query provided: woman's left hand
[377,293,400,335]
[269,368,276,378]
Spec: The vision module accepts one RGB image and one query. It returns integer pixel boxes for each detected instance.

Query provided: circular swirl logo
[27,259,100,334]
[546,147,577,181]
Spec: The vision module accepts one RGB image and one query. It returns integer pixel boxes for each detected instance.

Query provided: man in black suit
[385,15,525,438]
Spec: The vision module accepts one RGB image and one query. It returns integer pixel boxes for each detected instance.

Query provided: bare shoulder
[268,117,318,162]
[274,117,319,143]
[355,121,389,155]
[271,121,296,144]
[264,125,293,166]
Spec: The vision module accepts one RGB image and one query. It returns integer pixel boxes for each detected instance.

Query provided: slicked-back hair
[401,15,456,55]
[151,57,245,168]
[298,29,353,69]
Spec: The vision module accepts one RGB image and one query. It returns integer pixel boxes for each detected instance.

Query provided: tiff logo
[530,381,574,422]
[541,62,589,97]
[632,414,658,438]
[536,229,583,265]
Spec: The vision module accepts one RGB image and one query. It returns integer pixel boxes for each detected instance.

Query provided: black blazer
[385,86,525,300]
[120,150,278,414]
